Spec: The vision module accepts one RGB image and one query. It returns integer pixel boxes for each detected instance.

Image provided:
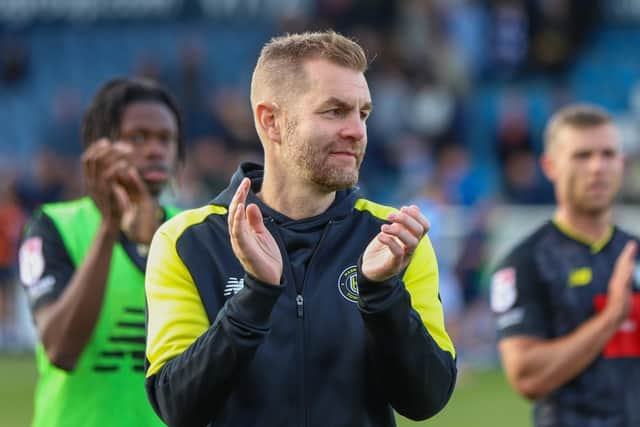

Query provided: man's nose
[339,113,366,141]
[588,154,607,172]
[144,137,169,158]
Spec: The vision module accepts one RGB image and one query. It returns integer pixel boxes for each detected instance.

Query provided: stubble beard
[144,180,164,198]
[574,198,611,217]
[568,174,616,217]
[282,119,363,192]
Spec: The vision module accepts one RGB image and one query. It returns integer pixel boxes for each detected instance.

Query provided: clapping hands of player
[361,205,430,282]
[226,181,429,286]
[82,139,160,244]
[228,177,283,286]
[606,240,638,325]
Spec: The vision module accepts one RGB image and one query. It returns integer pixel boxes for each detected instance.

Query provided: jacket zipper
[297,220,333,426]
[266,217,333,427]
[297,220,333,316]
[265,218,307,426]
[296,294,304,318]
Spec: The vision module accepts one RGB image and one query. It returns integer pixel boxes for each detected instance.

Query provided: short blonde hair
[250,30,368,108]
[543,103,612,152]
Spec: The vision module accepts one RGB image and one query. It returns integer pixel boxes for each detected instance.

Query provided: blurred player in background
[491,104,640,427]
[18,77,183,427]
[144,30,456,427]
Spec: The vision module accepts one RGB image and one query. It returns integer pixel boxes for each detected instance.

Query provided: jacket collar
[211,162,360,226]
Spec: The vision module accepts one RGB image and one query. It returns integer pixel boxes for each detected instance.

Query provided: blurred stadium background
[1,0,640,425]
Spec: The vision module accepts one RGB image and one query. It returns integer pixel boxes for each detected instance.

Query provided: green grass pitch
[0,354,529,426]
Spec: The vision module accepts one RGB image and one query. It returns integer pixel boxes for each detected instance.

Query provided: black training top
[491,220,640,427]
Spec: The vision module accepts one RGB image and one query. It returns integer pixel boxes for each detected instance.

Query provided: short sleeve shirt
[490,221,640,427]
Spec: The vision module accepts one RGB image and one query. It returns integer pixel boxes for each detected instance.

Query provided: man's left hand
[361,205,430,282]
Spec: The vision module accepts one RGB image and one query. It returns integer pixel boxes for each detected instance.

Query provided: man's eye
[159,134,177,146]
[129,132,146,144]
[326,109,344,117]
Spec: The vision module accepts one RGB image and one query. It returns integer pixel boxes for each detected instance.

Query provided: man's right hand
[228,177,283,285]
[117,165,161,245]
[605,240,637,325]
[82,139,134,230]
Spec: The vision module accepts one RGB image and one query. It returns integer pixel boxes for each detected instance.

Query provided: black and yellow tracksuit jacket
[145,163,456,427]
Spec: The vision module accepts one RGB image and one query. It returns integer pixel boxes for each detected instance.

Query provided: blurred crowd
[2,0,640,368]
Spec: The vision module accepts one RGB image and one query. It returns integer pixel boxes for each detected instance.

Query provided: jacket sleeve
[144,222,284,427]
[357,234,457,421]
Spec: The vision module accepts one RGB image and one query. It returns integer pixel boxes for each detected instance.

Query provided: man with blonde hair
[492,104,640,426]
[145,30,456,427]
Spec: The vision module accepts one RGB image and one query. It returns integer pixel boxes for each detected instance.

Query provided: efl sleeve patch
[19,236,45,286]
[491,267,517,313]
[18,214,74,309]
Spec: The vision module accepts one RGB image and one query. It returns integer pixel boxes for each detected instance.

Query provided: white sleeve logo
[19,237,45,287]
[491,267,517,313]
[224,277,244,296]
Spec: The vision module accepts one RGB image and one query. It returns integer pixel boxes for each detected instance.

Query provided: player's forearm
[503,310,621,399]
[146,275,283,426]
[359,274,456,420]
[36,222,119,370]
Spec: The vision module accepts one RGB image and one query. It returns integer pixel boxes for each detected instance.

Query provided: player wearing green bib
[18,78,183,427]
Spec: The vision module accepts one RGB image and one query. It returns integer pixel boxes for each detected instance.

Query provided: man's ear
[255,102,281,143]
[540,153,555,182]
